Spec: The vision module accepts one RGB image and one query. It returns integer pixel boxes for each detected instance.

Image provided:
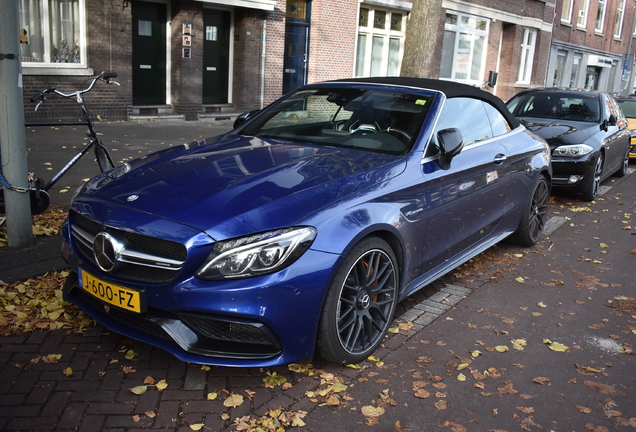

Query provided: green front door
[132,1,166,105]
[203,10,231,104]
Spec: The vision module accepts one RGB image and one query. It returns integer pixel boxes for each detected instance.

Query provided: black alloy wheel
[511,175,550,247]
[582,153,604,202]
[317,237,398,364]
[614,146,630,177]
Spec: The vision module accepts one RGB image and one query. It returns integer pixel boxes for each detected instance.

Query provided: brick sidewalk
[0,274,475,431]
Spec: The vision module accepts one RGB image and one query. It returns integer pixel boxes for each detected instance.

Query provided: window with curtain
[355,6,406,78]
[577,0,590,28]
[19,0,86,66]
[561,0,573,24]
[595,0,607,33]
[518,28,537,84]
[440,11,489,85]
[614,0,625,38]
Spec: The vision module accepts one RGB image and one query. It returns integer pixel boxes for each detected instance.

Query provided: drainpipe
[260,18,267,109]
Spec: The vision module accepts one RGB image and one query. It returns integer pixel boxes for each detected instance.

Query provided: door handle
[493,154,507,164]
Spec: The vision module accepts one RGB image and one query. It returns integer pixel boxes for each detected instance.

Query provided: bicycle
[0,71,119,231]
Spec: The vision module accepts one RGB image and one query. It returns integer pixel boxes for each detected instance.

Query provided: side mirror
[608,114,617,125]
[233,109,260,129]
[437,128,464,170]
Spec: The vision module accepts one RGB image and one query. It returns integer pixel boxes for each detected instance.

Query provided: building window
[355,7,406,77]
[552,51,566,86]
[440,11,489,85]
[577,0,590,29]
[614,0,625,38]
[570,55,582,87]
[19,0,86,67]
[595,0,607,33]
[518,28,537,84]
[561,0,573,24]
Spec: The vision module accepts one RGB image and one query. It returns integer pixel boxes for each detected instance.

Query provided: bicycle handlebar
[30,87,56,103]
[30,71,118,106]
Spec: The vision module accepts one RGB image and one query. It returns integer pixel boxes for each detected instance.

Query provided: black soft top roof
[327,77,520,129]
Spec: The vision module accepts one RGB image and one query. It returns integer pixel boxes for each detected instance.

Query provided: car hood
[77,135,406,240]
[519,118,599,148]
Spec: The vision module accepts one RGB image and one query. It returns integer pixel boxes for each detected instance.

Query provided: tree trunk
[400,0,443,78]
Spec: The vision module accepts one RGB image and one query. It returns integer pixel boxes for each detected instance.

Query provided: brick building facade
[18,0,636,122]
[549,0,636,94]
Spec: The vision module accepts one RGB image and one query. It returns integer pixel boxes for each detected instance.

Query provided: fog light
[568,175,581,184]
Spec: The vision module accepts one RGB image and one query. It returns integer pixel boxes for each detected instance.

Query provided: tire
[510,175,550,247]
[95,142,114,173]
[613,146,630,177]
[581,153,603,202]
[317,237,399,364]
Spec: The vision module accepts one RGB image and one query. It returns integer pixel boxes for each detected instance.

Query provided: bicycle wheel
[95,142,115,172]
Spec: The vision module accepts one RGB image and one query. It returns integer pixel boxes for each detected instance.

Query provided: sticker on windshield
[415,99,427,105]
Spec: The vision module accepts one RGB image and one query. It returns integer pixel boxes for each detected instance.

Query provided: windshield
[507,92,601,123]
[616,99,636,118]
[237,88,432,155]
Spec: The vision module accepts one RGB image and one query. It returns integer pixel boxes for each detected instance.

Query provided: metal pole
[620,1,636,96]
[0,0,34,247]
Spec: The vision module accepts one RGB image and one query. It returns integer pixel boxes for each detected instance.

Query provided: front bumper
[61,212,340,367]
[629,137,636,159]
[549,153,596,191]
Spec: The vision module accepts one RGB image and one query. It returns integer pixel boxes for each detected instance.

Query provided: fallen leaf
[576,405,592,413]
[125,349,139,360]
[543,338,569,352]
[145,411,156,418]
[156,379,168,390]
[434,400,449,410]
[532,377,551,385]
[456,373,466,381]
[223,393,244,408]
[495,345,509,353]
[63,367,73,376]
[515,277,525,283]
[414,388,430,399]
[575,364,604,375]
[583,380,616,394]
[537,302,547,308]
[189,424,204,431]
[132,415,140,423]
[361,405,385,417]
[129,385,148,395]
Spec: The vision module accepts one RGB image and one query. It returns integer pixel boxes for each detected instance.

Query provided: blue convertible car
[61,78,551,367]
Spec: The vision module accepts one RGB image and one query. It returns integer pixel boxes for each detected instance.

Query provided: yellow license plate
[79,268,142,313]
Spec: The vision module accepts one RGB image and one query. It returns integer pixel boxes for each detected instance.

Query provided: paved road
[24,119,236,208]
[1,121,634,431]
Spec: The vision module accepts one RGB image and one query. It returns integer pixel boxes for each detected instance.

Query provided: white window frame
[614,0,625,38]
[518,28,537,85]
[19,0,88,69]
[561,0,573,24]
[577,0,590,29]
[440,11,490,86]
[595,0,607,33]
[355,6,407,78]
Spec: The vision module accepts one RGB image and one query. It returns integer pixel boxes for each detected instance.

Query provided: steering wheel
[349,120,379,135]
[383,127,412,143]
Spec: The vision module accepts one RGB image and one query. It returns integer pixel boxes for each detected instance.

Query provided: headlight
[196,227,317,280]
[553,144,594,157]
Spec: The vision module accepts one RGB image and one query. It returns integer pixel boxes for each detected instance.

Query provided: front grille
[70,211,187,284]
